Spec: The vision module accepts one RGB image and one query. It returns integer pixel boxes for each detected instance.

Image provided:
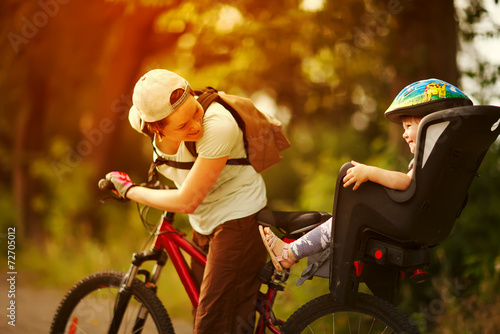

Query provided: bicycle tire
[282,292,421,334]
[50,270,174,334]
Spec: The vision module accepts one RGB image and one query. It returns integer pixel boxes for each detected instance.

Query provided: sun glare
[300,0,325,12]
[216,6,243,33]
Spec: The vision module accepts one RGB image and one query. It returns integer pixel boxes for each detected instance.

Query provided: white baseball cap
[129,69,191,132]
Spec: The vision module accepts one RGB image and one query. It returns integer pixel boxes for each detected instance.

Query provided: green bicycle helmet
[385,78,473,123]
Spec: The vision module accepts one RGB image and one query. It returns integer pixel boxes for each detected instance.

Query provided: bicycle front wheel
[50,270,174,334]
[282,292,420,334]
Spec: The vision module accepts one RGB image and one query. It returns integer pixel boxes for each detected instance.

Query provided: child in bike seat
[106,69,268,334]
[260,78,473,273]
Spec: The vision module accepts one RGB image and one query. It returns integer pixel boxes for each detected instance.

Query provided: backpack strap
[184,87,220,158]
[197,87,251,164]
[147,147,198,183]
[196,88,251,166]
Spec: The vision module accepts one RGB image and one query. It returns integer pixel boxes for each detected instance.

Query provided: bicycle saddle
[257,210,332,238]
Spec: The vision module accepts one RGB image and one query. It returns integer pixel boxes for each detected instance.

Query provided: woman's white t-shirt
[154,102,267,235]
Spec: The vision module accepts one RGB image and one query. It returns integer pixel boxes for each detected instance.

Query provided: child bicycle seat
[329,105,500,305]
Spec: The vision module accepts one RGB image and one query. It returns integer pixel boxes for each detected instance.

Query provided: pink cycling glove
[106,171,137,199]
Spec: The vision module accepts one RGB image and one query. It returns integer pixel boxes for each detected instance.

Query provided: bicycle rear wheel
[282,292,420,334]
[51,270,174,334]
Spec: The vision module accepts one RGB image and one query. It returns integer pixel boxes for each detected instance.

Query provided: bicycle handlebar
[98,178,168,193]
[98,178,115,192]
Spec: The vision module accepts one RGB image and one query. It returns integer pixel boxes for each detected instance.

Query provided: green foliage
[292,122,365,211]
[0,185,17,237]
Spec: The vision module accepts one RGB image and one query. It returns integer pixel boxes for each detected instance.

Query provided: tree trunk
[13,62,49,244]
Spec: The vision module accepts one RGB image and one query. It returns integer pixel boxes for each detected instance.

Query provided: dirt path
[0,277,192,333]
[1,276,64,333]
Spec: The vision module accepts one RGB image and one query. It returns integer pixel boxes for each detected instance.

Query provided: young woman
[260,78,473,273]
[107,69,268,334]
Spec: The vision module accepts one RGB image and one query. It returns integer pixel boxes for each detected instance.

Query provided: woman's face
[161,95,204,142]
[402,117,420,154]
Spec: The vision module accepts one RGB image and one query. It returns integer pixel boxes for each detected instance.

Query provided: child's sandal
[259,225,296,273]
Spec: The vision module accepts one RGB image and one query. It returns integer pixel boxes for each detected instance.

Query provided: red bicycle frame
[152,217,206,309]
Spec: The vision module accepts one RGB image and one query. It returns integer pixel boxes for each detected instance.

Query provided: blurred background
[1,0,500,332]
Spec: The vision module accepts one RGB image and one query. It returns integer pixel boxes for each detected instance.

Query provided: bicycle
[50,178,420,333]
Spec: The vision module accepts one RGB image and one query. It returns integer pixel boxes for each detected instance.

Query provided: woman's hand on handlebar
[105,171,137,199]
[98,173,167,199]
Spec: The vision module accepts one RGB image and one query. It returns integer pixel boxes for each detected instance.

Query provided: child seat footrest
[296,247,331,285]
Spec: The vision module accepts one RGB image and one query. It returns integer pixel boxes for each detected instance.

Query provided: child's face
[402,117,420,154]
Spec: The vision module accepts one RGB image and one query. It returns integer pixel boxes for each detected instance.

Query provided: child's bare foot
[259,226,297,272]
